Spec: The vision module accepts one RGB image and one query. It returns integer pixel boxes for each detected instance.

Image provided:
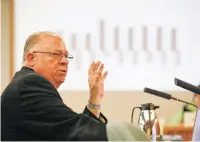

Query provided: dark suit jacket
[1,66,108,141]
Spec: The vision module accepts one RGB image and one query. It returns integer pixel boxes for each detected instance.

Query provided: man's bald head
[23,31,62,63]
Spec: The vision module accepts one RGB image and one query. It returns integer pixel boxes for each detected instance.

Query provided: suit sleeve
[18,74,108,141]
[83,107,108,124]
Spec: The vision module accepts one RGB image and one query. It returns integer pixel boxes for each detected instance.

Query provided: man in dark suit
[1,31,109,141]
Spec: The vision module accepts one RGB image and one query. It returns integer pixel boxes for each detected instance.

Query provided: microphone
[174,78,200,95]
[144,87,197,107]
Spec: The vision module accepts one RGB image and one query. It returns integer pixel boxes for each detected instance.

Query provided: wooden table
[163,126,193,141]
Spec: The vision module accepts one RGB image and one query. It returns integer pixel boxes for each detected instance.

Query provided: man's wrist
[88,100,101,110]
[89,96,101,105]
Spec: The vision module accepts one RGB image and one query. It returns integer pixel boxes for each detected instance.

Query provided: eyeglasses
[33,51,73,61]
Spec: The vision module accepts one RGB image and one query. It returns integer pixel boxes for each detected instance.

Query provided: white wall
[13,0,200,91]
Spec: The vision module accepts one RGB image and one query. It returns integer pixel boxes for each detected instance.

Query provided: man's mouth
[59,70,67,74]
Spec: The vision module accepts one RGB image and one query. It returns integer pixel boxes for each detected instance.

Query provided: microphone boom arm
[170,96,197,107]
[144,87,197,108]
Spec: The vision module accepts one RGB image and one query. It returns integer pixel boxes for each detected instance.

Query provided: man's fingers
[95,71,102,83]
[98,63,104,73]
[88,61,108,84]
[93,61,101,72]
[101,71,108,82]
[88,61,95,75]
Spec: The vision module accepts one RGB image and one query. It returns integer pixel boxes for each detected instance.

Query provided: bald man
[1,31,109,141]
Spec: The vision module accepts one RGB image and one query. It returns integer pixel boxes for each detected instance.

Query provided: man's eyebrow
[54,49,62,52]
[54,49,69,54]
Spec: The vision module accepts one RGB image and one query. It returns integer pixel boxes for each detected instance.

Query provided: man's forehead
[40,35,67,52]
[41,34,63,44]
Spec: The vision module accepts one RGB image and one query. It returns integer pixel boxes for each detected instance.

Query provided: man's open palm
[88,61,108,104]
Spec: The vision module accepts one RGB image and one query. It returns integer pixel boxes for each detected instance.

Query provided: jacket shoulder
[17,72,50,85]
[17,72,46,82]
[17,72,57,94]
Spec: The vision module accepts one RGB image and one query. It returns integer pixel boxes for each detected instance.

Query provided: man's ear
[26,53,36,67]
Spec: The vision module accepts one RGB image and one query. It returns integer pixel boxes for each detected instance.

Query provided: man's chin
[60,78,66,83]
[56,79,66,88]
[54,76,66,83]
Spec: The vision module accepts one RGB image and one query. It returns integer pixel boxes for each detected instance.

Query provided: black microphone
[144,87,197,107]
[174,78,200,95]
[144,87,171,100]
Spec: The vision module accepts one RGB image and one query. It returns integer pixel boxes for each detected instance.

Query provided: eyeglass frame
[32,51,73,61]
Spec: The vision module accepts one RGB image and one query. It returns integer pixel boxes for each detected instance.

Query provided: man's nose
[59,55,69,66]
